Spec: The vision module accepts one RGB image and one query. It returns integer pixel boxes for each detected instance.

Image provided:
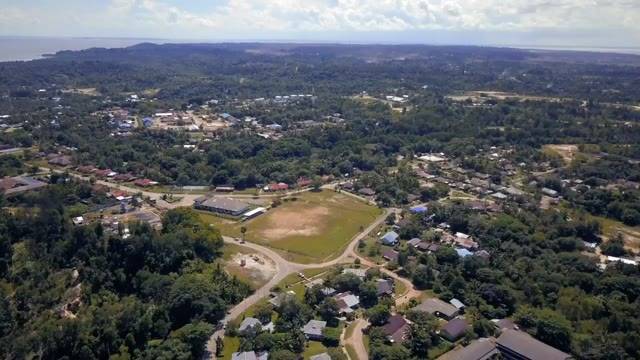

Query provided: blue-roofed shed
[455,248,473,258]
[381,231,400,246]
[410,205,428,214]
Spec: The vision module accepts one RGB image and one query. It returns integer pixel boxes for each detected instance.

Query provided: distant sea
[1,36,639,62]
[0,37,155,62]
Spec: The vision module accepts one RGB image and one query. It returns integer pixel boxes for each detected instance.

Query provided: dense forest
[0,180,251,359]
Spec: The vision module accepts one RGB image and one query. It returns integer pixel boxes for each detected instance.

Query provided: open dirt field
[222,244,277,289]
[543,144,579,163]
[260,206,330,239]
[203,190,382,263]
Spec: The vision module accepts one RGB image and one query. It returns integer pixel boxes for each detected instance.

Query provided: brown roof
[496,329,572,360]
[382,315,410,343]
[441,318,469,340]
[0,177,19,192]
[416,298,459,318]
[437,338,498,360]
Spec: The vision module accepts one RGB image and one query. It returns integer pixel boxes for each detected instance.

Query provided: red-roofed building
[134,179,158,187]
[297,177,313,188]
[265,183,289,192]
[77,165,96,174]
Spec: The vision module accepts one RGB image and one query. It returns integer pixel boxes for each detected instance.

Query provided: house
[268,291,296,307]
[440,318,470,341]
[382,248,399,262]
[297,177,313,188]
[491,318,518,331]
[416,298,459,320]
[72,216,85,226]
[475,250,491,260]
[342,268,367,279]
[48,154,72,166]
[456,248,474,258]
[376,279,394,296]
[264,183,289,192]
[238,317,262,334]
[231,351,269,360]
[194,197,250,216]
[437,338,499,360]
[302,320,327,340]
[496,329,572,360]
[382,315,410,343]
[380,231,400,246]
[304,278,337,296]
[134,178,158,187]
[410,205,428,214]
[450,298,466,311]
[358,187,376,197]
[114,173,137,182]
[0,176,48,196]
[94,169,115,178]
[407,238,423,248]
[454,232,479,249]
[334,292,360,314]
[417,242,441,253]
[541,187,559,197]
[310,353,332,360]
[77,165,96,174]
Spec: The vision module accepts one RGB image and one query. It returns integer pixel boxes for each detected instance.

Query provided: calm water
[0,37,157,62]
[1,37,639,63]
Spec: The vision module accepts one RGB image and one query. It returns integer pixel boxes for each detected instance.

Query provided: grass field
[201,190,382,263]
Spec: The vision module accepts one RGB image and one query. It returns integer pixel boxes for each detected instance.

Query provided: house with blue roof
[455,248,473,258]
[381,231,400,246]
[410,205,428,214]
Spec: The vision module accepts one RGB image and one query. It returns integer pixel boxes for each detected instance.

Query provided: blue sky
[1,0,639,48]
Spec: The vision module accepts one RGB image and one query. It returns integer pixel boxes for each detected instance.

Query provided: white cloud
[0,0,638,47]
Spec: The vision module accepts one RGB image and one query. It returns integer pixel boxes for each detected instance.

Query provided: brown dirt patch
[260,206,330,240]
[545,144,579,163]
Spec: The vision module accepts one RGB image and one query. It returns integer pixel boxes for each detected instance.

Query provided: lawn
[219,336,240,359]
[303,341,328,359]
[200,190,382,263]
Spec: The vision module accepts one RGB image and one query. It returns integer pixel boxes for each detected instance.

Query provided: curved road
[205,206,424,360]
[41,166,406,359]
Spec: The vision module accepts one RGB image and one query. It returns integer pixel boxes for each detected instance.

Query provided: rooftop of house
[239,317,262,332]
[437,338,498,360]
[416,298,459,318]
[376,278,394,296]
[382,315,410,343]
[231,351,269,360]
[302,319,327,337]
[496,329,572,360]
[441,318,470,340]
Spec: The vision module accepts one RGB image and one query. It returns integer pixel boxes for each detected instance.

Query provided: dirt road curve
[204,207,423,359]
[344,319,370,360]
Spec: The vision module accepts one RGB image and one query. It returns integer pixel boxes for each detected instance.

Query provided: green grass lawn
[200,190,382,263]
[219,336,240,359]
[303,341,328,359]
